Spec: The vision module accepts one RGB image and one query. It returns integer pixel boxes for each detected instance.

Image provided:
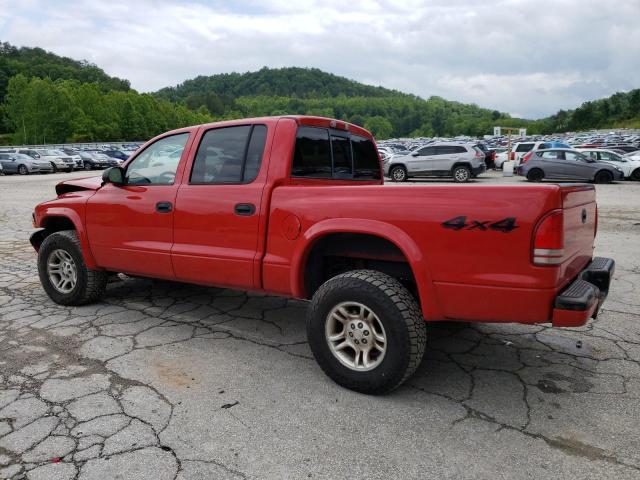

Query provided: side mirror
[102,166,125,186]
[411,152,420,157]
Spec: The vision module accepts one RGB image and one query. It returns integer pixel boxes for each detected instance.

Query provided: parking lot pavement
[0,171,639,480]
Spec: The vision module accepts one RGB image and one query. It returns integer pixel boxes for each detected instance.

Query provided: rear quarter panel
[263,184,581,323]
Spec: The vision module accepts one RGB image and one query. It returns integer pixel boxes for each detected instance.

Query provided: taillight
[476,151,483,158]
[533,210,564,265]
[510,152,515,160]
[521,152,533,163]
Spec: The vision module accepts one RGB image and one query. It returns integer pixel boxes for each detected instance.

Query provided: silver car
[0,153,54,175]
[518,148,624,184]
[384,142,486,182]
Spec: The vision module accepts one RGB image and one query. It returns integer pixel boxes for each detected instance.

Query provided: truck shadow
[104,276,601,407]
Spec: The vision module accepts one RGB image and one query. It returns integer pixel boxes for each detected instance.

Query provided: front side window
[126,133,189,185]
[564,151,584,161]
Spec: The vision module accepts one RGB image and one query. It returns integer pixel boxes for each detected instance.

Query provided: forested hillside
[539,89,640,132]
[154,67,525,138]
[1,42,639,144]
[0,43,210,143]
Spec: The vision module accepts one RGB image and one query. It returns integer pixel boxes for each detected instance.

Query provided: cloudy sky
[1,0,639,118]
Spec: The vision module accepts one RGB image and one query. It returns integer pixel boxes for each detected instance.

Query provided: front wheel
[84,162,92,171]
[631,168,640,181]
[594,170,613,184]
[306,270,426,394]
[37,230,108,305]
[17,164,29,175]
[452,166,471,182]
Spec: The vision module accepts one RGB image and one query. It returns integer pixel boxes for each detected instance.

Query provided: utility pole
[22,118,26,145]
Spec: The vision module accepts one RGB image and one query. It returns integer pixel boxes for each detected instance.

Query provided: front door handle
[156,201,173,213]
[234,203,256,216]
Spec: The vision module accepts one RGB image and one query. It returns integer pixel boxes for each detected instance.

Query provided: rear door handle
[156,201,173,213]
[234,203,256,216]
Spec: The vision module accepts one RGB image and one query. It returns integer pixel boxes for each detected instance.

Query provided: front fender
[34,207,99,270]
[290,218,441,319]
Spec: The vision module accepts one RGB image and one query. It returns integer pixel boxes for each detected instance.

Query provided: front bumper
[552,257,615,327]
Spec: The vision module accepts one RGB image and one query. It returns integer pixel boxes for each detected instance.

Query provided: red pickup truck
[31,116,614,394]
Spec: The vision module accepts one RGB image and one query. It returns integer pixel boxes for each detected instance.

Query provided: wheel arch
[32,210,99,269]
[291,218,438,319]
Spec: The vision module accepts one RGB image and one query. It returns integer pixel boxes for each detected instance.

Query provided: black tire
[594,170,613,184]
[50,162,57,173]
[452,165,471,183]
[17,164,29,175]
[37,230,108,306]
[631,168,640,181]
[526,168,544,182]
[306,269,426,394]
[84,162,92,171]
[389,165,408,182]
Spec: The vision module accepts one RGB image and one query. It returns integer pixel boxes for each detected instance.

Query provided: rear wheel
[594,170,613,184]
[452,166,471,183]
[306,270,426,394]
[390,165,408,182]
[38,230,108,305]
[18,164,29,175]
[526,168,544,182]
[630,168,640,181]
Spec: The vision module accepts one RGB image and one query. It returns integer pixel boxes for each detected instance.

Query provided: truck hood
[55,176,102,195]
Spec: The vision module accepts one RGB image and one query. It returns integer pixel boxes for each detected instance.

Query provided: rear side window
[292,127,332,178]
[418,146,436,156]
[352,135,381,180]
[435,146,464,155]
[190,125,267,184]
[516,143,534,152]
[540,151,561,159]
[292,126,380,180]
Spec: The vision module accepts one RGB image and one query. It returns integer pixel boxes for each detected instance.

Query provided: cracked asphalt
[0,171,639,479]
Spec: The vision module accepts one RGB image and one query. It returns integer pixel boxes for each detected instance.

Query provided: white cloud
[0,0,638,118]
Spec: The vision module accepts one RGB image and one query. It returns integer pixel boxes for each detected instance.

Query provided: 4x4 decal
[442,216,518,233]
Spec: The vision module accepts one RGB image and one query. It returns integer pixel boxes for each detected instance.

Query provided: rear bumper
[552,257,615,327]
[472,164,486,176]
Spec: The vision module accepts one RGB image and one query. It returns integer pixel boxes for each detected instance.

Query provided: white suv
[384,142,486,182]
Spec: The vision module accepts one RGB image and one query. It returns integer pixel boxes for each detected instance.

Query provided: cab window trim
[188,124,267,186]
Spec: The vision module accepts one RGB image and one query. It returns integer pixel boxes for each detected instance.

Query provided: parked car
[0,152,54,175]
[518,148,624,183]
[103,149,130,162]
[61,148,85,169]
[577,148,640,181]
[473,142,495,169]
[77,152,109,170]
[91,152,120,167]
[34,149,75,172]
[30,116,614,394]
[385,142,486,182]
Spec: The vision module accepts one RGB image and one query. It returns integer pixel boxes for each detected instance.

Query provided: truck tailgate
[559,185,597,287]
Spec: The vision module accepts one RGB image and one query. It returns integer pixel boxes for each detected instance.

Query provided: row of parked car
[0,145,140,175]
[379,136,640,184]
